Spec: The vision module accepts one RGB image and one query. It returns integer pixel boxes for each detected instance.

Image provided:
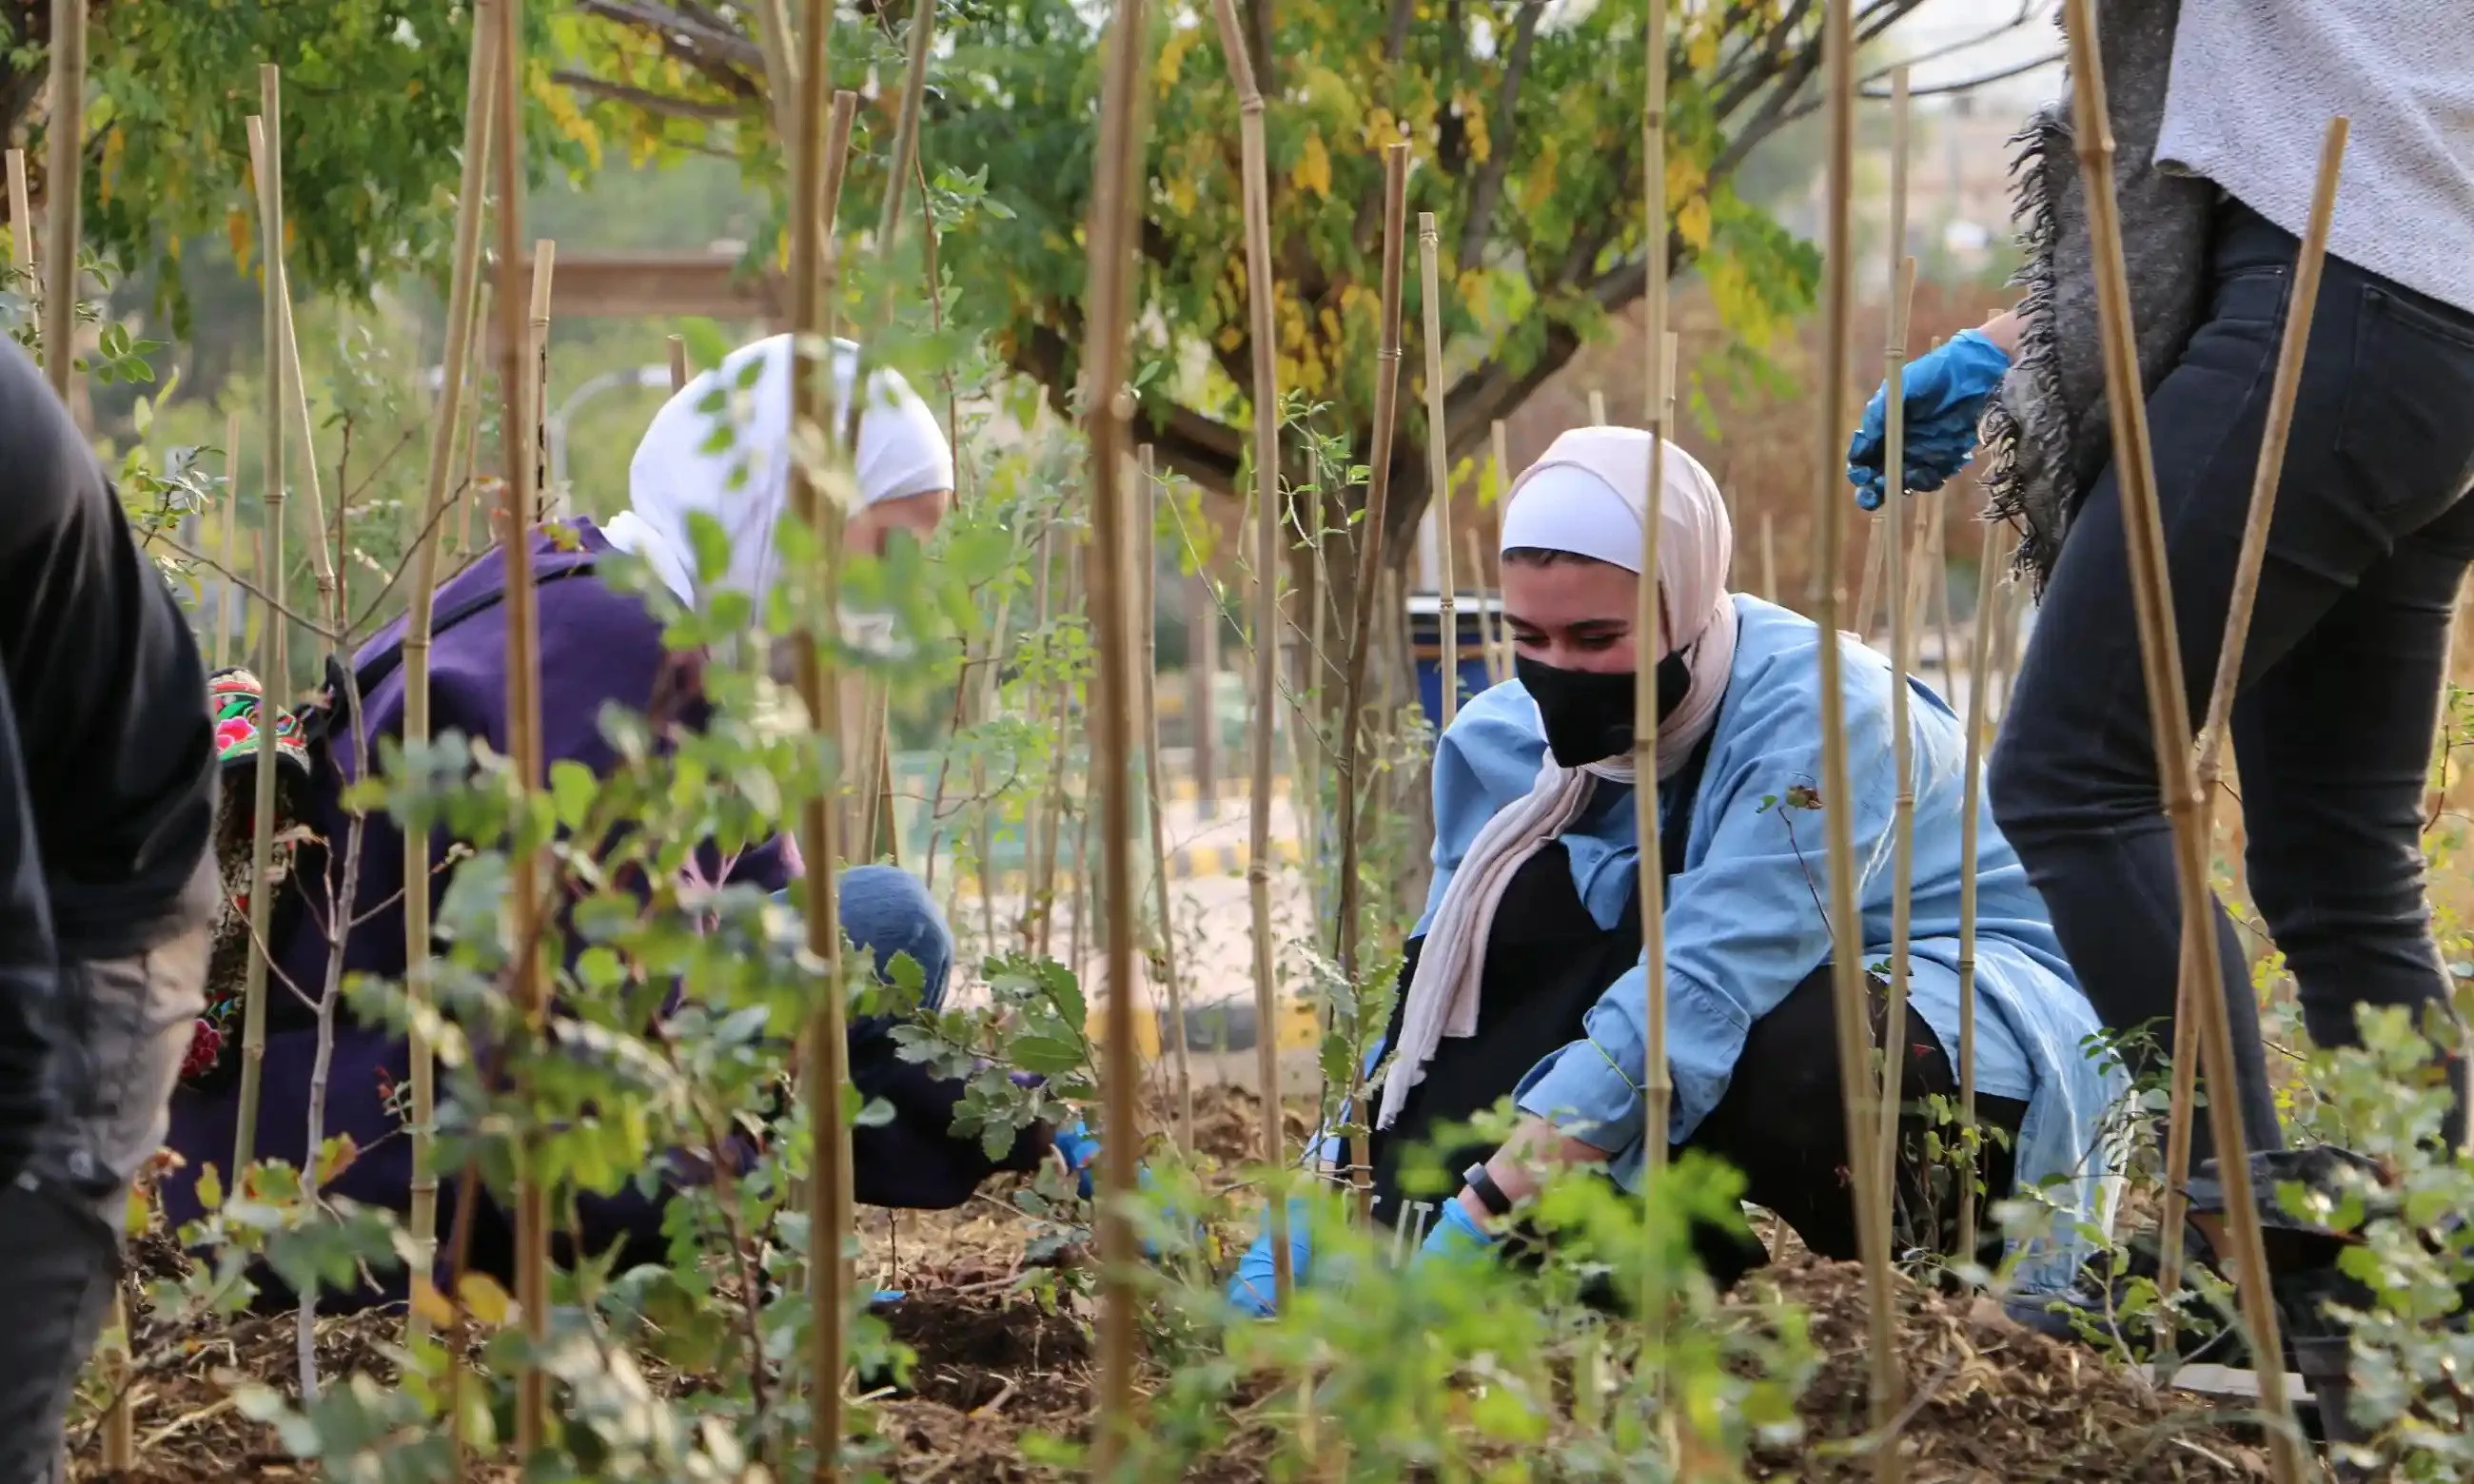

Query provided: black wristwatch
[1462,1162,1514,1219]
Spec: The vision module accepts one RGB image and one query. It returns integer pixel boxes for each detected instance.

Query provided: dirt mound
[1758,1254,2269,1482]
[883,1286,1091,1416]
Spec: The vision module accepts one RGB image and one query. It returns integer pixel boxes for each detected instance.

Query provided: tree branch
[552,68,742,121]
[574,0,767,73]
[1454,0,1546,266]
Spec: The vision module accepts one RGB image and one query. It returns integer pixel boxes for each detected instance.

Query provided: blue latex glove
[1416,1196,1502,1266]
[1227,1201,1313,1318]
[870,1289,906,1305]
[1844,327,2013,510]
[1051,1121,1098,1201]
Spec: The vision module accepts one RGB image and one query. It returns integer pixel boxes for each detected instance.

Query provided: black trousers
[1514,965,2030,1295]
[1685,965,2028,1285]
[1990,197,2474,1158]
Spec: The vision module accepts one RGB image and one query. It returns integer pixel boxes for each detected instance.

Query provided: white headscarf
[604,333,953,608]
[1376,425,1739,1132]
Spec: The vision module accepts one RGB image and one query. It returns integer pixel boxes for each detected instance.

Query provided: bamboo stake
[1873,68,1918,1231]
[2153,114,2347,1363]
[484,0,553,1451]
[1080,0,1149,1467]
[666,334,688,393]
[1329,140,1410,1220]
[1138,447,1192,1149]
[232,107,291,1185]
[1855,510,1886,641]
[2055,6,2303,1475]
[1418,213,1458,732]
[782,0,857,1472]
[1464,527,1500,688]
[1759,510,1777,609]
[1489,419,1514,678]
[254,74,344,636]
[1211,0,1291,1302]
[1953,520,2011,1262]
[400,0,498,1348]
[1635,0,1674,1241]
[454,281,489,558]
[529,243,556,521]
[217,409,242,669]
[40,0,83,402]
[6,148,31,287]
[1808,5,1900,1473]
[1587,389,1607,426]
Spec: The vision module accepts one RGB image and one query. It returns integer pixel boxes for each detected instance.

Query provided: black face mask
[1514,650,1693,769]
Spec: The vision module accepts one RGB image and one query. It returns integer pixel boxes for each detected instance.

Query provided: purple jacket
[163,519,1038,1310]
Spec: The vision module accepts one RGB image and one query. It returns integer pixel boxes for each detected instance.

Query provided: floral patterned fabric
[189,669,315,1088]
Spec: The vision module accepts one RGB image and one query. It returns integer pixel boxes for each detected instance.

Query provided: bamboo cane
[1855,508,1885,642]
[40,0,83,402]
[232,107,291,1185]
[1872,68,1918,1228]
[1759,510,1777,610]
[1418,213,1459,732]
[1808,6,1900,1474]
[1464,527,1499,688]
[1489,420,1514,679]
[484,0,553,1451]
[1138,446,1192,1150]
[1587,389,1607,426]
[217,409,242,670]
[529,242,556,521]
[1079,0,1149,1468]
[254,74,344,636]
[1953,520,2011,1263]
[2152,114,2347,1366]
[1330,140,1410,1220]
[455,281,489,558]
[2055,6,2303,1475]
[7,148,30,287]
[400,0,498,1348]
[1210,0,1292,1303]
[666,334,688,393]
[1635,0,1674,1230]
[780,0,858,1473]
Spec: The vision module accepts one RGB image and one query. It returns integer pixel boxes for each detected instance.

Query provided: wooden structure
[481,248,788,352]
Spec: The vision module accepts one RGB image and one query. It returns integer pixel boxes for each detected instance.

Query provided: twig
[1874,67,1918,1272]
[1138,446,1193,1152]
[41,0,84,404]
[1417,212,1458,731]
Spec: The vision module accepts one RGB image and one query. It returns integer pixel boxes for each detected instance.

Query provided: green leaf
[549,759,598,830]
[1011,1034,1085,1076]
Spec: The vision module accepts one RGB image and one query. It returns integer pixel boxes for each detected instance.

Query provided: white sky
[1894,0,2065,108]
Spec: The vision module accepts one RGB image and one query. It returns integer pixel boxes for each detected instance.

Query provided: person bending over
[1231,427,2122,1314]
[163,335,1083,1312]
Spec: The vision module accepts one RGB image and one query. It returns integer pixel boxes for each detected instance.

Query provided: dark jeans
[1990,196,2474,1161]
[0,888,210,1484]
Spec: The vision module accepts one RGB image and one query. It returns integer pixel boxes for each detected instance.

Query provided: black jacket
[0,338,216,1181]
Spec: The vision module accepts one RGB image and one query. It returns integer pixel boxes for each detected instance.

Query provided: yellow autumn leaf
[1687,26,1719,72]
[1665,154,1707,210]
[1679,194,1713,254]
[1155,26,1201,95]
[459,1272,514,1328]
[409,1279,457,1332]
[1168,175,1199,214]
[1291,134,1333,200]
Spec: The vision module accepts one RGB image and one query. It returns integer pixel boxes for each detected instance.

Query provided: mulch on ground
[74,1084,2276,1482]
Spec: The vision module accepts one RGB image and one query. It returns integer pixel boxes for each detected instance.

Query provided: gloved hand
[1051,1121,1099,1201]
[1844,327,2013,510]
[1416,1197,1502,1266]
[870,1289,906,1306]
[1227,1201,1313,1318]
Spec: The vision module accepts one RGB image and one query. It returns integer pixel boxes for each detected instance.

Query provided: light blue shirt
[1389,596,2124,1292]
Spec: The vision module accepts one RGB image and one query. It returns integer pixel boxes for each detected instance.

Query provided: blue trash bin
[1407,590,1502,732]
